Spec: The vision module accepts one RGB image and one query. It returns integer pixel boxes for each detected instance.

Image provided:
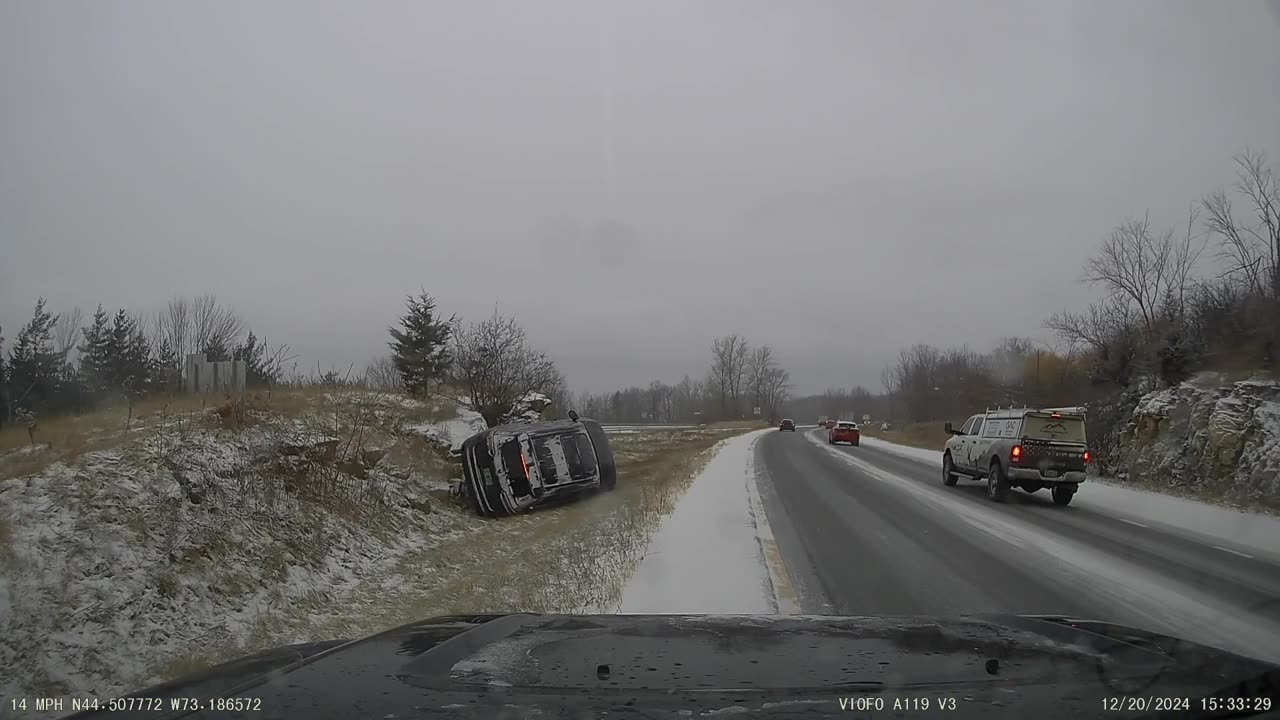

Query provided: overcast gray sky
[3,1,1279,396]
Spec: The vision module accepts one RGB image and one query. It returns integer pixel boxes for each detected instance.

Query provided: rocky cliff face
[1118,373,1280,510]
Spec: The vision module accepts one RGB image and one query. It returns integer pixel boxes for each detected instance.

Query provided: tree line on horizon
[0,295,286,428]
[789,149,1279,466]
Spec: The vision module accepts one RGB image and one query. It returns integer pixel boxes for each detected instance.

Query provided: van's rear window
[1023,416,1086,443]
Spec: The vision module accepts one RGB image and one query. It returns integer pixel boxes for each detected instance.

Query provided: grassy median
[353,423,761,634]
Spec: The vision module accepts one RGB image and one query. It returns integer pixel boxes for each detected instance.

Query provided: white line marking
[745,437,800,615]
[1118,518,1149,528]
[1213,545,1254,559]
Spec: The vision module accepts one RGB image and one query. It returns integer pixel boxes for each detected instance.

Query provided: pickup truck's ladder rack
[984,405,1086,416]
[985,405,1029,413]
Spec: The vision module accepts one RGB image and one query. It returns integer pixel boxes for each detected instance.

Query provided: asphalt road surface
[754,427,1280,665]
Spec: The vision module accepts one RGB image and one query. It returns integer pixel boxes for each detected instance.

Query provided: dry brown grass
[0,386,423,481]
[0,393,202,454]
[358,426,752,630]
[861,421,952,451]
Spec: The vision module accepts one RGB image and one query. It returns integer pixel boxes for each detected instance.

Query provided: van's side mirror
[944,422,958,435]
[568,410,580,422]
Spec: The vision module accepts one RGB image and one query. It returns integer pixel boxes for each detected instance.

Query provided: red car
[828,421,860,446]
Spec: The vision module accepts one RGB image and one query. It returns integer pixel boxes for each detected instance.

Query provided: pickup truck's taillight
[1083,450,1092,464]
[1010,445,1023,463]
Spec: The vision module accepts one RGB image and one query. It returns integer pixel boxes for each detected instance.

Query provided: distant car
[880,422,891,431]
[779,418,796,431]
[459,412,615,517]
[828,421,860,446]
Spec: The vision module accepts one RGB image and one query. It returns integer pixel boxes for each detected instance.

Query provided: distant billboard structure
[184,353,246,394]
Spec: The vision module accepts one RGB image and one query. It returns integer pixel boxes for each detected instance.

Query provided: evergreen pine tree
[233,331,277,387]
[107,309,134,390]
[388,291,455,395]
[153,338,179,392]
[78,305,113,394]
[8,299,61,414]
[126,320,152,393]
[201,337,231,362]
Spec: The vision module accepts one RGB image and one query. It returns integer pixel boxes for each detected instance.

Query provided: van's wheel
[1051,486,1075,506]
[942,453,959,486]
[987,461,1010,502]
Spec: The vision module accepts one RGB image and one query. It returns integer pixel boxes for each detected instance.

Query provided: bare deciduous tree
[1204,149,1280,299]
[155,297,191,366]
[152,294,245,365]
[1045,296,1134,355]
[1082,211,1203,338]
[363,356,404,391]
[191,293,246,360]
[53,306,83,375]
[760,365,791,419]
[746,344,775,413]
[450,311,561,427]
[709,334,750,419]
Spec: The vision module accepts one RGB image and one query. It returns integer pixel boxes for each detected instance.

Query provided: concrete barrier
[183,353,246,394]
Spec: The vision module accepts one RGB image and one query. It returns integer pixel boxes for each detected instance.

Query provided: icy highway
[753,427,1280,665]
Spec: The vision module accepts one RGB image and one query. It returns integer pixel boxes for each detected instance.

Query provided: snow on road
[811,432,1280,664]
[860,433,1280,560]
[858,434,943,465]
[618,429,781,614]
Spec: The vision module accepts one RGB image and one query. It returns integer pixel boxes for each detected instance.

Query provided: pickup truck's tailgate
[1017,439,1086,477]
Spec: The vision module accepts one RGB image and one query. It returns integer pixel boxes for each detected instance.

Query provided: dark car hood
[67,614,1280,719]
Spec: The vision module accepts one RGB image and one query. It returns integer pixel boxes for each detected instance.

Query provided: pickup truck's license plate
[1044,469,1059,478]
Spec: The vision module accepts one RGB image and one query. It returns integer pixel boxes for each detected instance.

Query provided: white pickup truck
[941,407,1091,506]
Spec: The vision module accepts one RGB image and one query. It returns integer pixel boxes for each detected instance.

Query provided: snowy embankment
[0,390,488,707]
[0,392,747,711]
[860,434,1280,561]
[619,429,794,614]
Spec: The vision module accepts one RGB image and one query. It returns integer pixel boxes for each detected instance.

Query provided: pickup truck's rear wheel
[1051,485,1075,506]
[987,461,1010,502]
[942,453,959,486]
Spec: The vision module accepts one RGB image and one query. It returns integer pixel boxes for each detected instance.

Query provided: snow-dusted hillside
[0,388,741,713]
[1119,372,1280,511]
[0,389,489,705]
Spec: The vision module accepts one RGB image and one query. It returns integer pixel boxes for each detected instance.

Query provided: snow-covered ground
[618,429,783,614]
[1,392,746,712]
[0,393,491,708]
[860,433,1280,560]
